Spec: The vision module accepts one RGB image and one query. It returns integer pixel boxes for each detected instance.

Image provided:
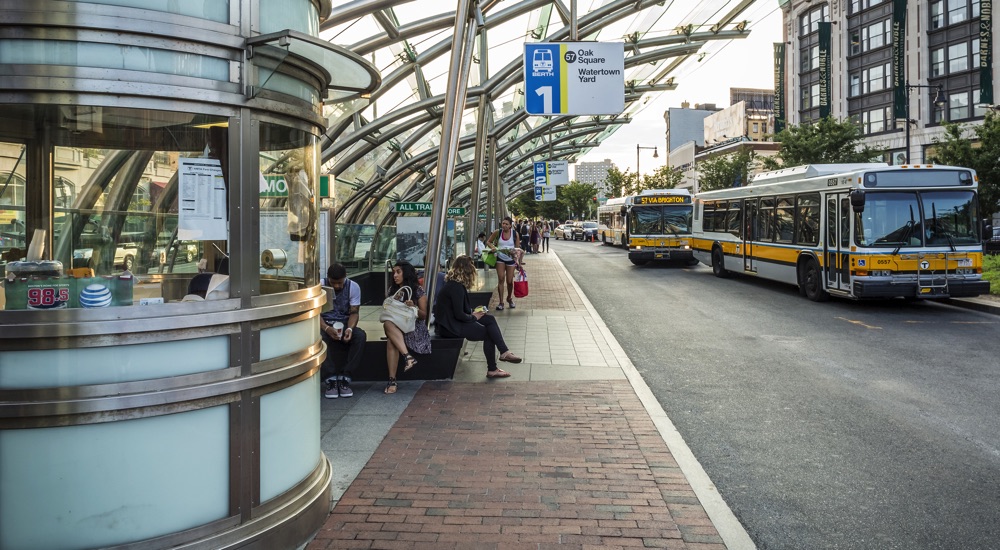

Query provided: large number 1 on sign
[535,86,553,114]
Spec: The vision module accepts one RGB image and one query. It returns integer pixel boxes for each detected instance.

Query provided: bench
[324,307,464,381]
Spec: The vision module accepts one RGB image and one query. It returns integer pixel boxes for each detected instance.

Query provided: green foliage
[983,254,1000,295]
[509,192,539,218]
[558,181,598,219]
[697,147,757,192]
[603,166,632,198]
[762,116,885,170]
[641,165,684,191]
[927,113,1000,219]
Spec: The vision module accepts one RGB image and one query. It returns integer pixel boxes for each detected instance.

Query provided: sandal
[403,354,418,372]
[384,377,397,394]
[486,368,511,378]
[495,303,504,311]
[499,351,522,364]
[507,300,516,309]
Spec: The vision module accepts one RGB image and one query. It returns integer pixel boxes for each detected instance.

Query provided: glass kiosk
[0,1,379,548]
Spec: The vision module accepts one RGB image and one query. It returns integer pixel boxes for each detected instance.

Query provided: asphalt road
[552,238,1000,550]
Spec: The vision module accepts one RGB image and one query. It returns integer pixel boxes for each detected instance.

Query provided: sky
[574,5,783,178]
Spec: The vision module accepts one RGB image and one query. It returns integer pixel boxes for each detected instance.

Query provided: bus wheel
[629,258,648,266]
[800,259,830,302]
[711,247,729,278]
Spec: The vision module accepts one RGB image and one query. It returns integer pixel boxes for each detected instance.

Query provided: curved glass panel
[0,40,229,81]
[259,121,320,293]
[64,0,229,23]
[0,104,229,311]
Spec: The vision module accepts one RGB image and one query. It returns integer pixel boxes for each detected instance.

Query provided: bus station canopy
[319,0,773,225]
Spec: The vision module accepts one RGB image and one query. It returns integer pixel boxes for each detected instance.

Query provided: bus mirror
[849,189,865,213]
[620,206,627,215]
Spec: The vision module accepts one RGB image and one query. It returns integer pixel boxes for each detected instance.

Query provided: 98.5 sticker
[26,282,70,310]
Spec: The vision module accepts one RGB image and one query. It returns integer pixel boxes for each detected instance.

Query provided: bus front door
[824,194,851,292]
[743,199,756,272]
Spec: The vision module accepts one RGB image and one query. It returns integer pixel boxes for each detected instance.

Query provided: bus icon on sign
[532,49,553,74]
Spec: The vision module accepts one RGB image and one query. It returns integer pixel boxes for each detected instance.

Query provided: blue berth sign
[524,42,625,116]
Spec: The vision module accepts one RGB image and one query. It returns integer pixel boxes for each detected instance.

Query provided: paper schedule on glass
[178,157,228,240]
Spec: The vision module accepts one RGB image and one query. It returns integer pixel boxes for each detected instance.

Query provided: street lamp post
[903,83,948,164]
[636,144,658,176]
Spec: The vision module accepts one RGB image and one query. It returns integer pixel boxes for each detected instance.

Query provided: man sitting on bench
[320,263,366,398]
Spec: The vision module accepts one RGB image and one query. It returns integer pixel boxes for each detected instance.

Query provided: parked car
[151,240,199,267]
[572,221,599,241]
[553,224,572,240]
[73,243,139,271]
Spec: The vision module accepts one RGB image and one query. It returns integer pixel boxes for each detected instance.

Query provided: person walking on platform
[530,221,540,253]
[487,216,519,310]
[519,218,531,254]
[320,263,366,398]
[541,221,551,252]
[434,255,521,378]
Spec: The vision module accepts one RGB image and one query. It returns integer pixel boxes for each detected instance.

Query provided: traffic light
[592,196,597,202]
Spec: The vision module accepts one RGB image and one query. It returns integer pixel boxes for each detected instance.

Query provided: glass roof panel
[319,0,771,216]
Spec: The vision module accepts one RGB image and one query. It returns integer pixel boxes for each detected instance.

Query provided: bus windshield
[630,205,692,235]
[855,190,980,247]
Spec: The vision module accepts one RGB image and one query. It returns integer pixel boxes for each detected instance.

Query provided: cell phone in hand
[473,305,488,313]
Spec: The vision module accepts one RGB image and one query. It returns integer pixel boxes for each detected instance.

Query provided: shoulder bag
[379,286,417,333]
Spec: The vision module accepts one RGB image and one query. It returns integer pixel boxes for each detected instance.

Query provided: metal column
[466,23,491,255]
[425,0,479,315]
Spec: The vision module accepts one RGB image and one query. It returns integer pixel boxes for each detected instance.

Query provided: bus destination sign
[635,195,689,205]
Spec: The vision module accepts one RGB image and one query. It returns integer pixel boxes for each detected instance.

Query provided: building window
[862,107,891,134]
[850,31,862,56]
[949,90,970,120]
[948,42,969,73]
[800,5,829,35]
[801,45,820,71]
[973,0,981,17]
[973,38,981,68]
[949,0,969,24]
[974,90,988,117]
[850,72,861,96]
[931,1,945,29]
[862,19,890,52]
[864,63,891,93]
[850,0,888,14]
[931,48,945,77]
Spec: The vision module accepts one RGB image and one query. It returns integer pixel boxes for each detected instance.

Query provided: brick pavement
[311,249,735,549]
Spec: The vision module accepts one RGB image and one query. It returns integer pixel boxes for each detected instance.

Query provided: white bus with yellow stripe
[692,163,990,301]
[598,189,695,266]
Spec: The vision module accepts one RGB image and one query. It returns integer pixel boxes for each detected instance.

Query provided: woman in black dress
[434,255,522,377]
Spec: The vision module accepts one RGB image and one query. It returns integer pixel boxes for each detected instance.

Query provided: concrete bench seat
[325,306,463,381]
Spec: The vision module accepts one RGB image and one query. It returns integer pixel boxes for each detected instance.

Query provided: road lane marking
[835,316,882,330]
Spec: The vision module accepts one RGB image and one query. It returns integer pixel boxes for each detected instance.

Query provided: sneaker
[338,379,354,398]
[324,379,340,399]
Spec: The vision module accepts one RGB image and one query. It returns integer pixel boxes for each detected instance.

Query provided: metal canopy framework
[319,0,772,230]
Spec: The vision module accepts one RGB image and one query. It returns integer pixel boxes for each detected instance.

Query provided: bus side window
[775,196,794,243]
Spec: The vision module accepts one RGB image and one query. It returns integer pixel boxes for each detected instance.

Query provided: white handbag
[379,287,417,333]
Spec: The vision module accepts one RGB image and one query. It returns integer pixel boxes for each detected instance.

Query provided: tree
[640,165,684,192]
[762,116,884,170]
[927,113,1000,219]
[603,166,634,198]
[697,147,758,192]
[558,181,598,219]
[509,191,540,219]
